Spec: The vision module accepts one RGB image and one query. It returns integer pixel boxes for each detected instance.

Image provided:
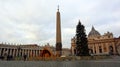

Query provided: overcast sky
[0,0,120,48]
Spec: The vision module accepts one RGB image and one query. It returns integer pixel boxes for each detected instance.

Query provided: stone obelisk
[56,6,62,57]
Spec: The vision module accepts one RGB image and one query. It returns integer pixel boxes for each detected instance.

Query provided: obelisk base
[56,43,62,57]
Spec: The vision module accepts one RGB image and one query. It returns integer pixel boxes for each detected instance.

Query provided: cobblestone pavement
[0,56,120,67]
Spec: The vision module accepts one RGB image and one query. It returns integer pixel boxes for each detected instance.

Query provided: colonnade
[0,47,41,58]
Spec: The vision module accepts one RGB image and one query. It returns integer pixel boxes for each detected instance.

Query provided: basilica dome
[88,26,101,37]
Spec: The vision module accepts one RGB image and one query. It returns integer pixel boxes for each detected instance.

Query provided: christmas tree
[76,20,89,56]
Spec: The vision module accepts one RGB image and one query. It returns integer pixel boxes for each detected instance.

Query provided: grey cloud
[0,0,120,48]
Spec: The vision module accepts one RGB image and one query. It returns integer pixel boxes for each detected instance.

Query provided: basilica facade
[71,26,120,56]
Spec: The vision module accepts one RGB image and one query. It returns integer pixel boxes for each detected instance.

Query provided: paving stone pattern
[0,60,120,67]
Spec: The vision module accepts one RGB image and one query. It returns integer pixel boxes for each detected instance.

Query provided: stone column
[1,48,4,56]
[34,50,36,57]
[31,50,32,57]
[27,50,29,57]
[7,49,10,56]
[102,44,104,53]
[36,50,38,57]
[94,45,96,54]
[12,49,15,57]
[38,50,40,56]
[2,48,4,56]
[24,49,26,55]
[4,48,8,60]
[92,44,95,54]
[11,48,14,56]
[31,50,33,57]
[35,50,37,57]
[29,50,31,57]
[106,43,109,54]
[0,48,1,56]
[16,49,18,57]
[15,49,17,57]
[19,49,21,57]
[96,44,99,54]
[35,50,36,57]
[37,50,39,57]
[38,50,40,57]
[12,49,14,57]
[26,49,28,55]
[9,49,12,56]
[25,49,27,55]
